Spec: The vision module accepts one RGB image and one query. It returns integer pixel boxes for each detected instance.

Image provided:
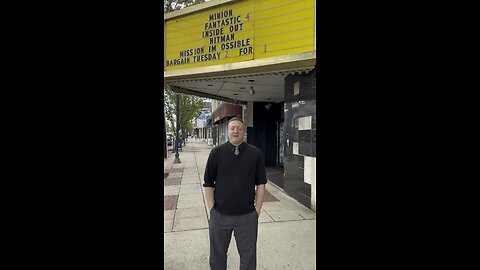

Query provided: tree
[164,88,204,139]
[164,0,205,13]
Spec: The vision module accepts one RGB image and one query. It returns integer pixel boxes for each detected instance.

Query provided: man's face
[228,120,245,146]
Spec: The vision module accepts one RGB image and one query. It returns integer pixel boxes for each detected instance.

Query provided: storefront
[164,0,316,211]
[211,102,242,145]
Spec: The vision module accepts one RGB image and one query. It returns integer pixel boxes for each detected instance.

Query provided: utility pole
[173,93,181,164]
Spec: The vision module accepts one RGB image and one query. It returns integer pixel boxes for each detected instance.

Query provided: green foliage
[164,88,204,137]
[164,0,205,13]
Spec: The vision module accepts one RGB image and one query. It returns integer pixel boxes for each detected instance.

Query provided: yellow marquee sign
[164,0,315,71]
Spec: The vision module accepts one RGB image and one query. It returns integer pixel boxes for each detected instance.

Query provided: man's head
[227,117,245,146]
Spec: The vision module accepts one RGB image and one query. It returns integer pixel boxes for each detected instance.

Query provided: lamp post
[173,93,181,164]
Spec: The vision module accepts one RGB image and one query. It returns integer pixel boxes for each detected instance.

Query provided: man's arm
[203,149,216,211]
[255,184,266,215]
[205,187,215,210]
[254,148,267,216]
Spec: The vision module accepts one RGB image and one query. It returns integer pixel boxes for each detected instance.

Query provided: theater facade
[164,0,317,212]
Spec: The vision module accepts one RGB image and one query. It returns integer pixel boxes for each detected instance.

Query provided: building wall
[283,69,316,211]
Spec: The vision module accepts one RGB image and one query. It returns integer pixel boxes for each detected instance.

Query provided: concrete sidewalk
[164,139,316,270]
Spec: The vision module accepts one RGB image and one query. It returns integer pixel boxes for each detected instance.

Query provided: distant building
[194,99,213,143]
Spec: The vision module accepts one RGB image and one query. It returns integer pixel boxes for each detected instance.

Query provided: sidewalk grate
[164,195,178,210]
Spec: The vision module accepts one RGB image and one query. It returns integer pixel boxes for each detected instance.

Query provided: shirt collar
[227,141,245,152]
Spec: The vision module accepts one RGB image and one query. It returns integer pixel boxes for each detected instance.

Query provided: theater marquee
[164,0,315,72]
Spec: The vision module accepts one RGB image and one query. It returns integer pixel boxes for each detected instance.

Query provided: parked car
[166,133,174,146]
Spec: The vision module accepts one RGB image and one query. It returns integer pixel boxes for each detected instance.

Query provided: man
[203,117,267,270]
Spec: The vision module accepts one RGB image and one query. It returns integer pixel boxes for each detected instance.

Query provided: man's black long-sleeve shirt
[203,141,267,216]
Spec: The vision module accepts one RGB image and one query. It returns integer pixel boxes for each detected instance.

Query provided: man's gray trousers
[208,208,258,270]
